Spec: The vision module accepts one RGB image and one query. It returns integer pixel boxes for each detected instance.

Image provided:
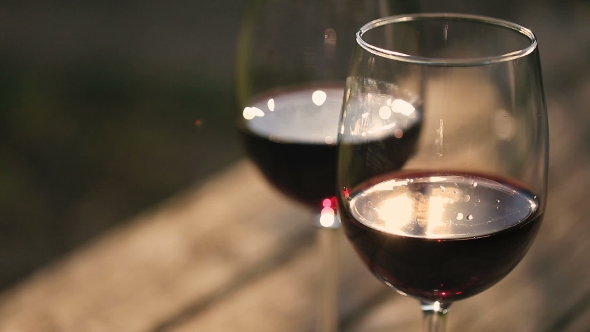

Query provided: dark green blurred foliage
[0,52,241,288]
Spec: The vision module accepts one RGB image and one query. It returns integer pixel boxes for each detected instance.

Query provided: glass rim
[357,13,538,66]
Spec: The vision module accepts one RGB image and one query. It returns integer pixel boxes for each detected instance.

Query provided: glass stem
[315,214,340,332]
[420,301,451,332]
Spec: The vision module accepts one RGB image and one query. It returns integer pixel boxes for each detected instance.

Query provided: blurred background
[0,0,588,301]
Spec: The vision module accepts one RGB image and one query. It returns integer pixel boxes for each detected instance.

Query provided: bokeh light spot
[312,90,327,106]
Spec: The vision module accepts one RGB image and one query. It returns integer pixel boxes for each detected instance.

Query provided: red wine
[239,87,342,209]
[239,86,422,210]
[339,173,542,302]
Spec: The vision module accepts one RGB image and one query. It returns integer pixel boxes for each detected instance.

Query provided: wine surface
[339,173,542,301]
[239,86,342,209]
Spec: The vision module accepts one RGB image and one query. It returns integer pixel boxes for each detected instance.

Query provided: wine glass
[337,13,548,331]
[235,1,420,331]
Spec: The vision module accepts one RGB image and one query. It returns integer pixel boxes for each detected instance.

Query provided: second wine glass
[235,1,420,331]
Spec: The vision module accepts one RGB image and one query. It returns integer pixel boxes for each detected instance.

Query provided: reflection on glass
[320,198,336,227]
[392,99,416,116]
[312,90,328,106]
[243,106,264,120]
[242,88,342,144]
[351,175,538,238]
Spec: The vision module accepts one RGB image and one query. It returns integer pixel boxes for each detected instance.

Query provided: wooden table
[1,105,589,332]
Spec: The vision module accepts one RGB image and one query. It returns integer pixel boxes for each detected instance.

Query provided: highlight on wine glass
[337,13,548,331]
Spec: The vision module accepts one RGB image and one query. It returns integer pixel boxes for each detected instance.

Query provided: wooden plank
[0,161,316,332]
[0,160,391,332]
[169,239,318,332]
[160,228,399,332]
